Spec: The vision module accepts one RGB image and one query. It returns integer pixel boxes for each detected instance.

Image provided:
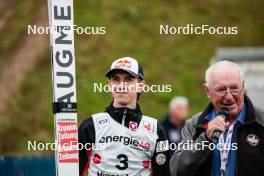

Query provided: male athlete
[79,57,171,176]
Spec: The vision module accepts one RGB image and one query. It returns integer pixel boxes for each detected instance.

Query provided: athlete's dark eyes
[110,76,119,82]
[124,77,133,82]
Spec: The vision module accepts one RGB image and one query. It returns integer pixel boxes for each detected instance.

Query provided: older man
[162,96,189,144]
[170,61,264,176]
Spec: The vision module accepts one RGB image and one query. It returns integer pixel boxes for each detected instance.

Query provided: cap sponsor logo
[129,121,138,131]
[156,153,166,165]
[106,57,143,79]
[156,140,169,153]
[114,59,131,69]
[246,134,260,147]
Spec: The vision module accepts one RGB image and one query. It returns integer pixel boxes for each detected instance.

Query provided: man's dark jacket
[170,95,264,176]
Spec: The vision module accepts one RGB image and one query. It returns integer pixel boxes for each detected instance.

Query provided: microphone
[211,107,229,144]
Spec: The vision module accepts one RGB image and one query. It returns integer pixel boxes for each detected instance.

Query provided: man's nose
[117,81,128,89]
[224,89,234,100]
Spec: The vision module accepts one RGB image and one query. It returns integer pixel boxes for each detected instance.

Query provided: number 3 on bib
[116,154,128,170]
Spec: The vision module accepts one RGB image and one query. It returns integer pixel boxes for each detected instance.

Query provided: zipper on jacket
[122,109,127,126]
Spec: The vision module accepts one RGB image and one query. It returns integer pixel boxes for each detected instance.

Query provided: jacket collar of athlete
[105,101,142,123]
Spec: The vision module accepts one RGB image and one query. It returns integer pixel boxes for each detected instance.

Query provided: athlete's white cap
[105,57,144,80]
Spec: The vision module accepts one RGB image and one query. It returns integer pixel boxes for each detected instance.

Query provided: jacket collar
[104,101,142,124]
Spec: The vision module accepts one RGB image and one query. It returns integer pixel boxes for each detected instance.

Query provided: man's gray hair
[205,60,244,85]
[169,96,189,108]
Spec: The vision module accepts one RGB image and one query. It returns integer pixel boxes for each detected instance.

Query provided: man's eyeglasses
[210,87,243,97]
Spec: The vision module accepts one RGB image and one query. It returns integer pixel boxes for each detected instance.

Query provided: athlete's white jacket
[79,103,171,176]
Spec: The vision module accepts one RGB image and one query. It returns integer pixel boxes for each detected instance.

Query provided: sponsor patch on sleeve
[156,140,169,153]
[156,153,166,165]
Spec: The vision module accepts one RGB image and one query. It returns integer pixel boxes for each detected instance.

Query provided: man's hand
[206,116,230,140]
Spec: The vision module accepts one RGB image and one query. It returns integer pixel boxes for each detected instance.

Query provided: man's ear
[137,79,146,93]
[139,79,146,85]
[241,80,245,94]
[203,83,210,99]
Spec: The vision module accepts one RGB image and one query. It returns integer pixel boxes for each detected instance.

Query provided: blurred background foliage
[0,0,263,155]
